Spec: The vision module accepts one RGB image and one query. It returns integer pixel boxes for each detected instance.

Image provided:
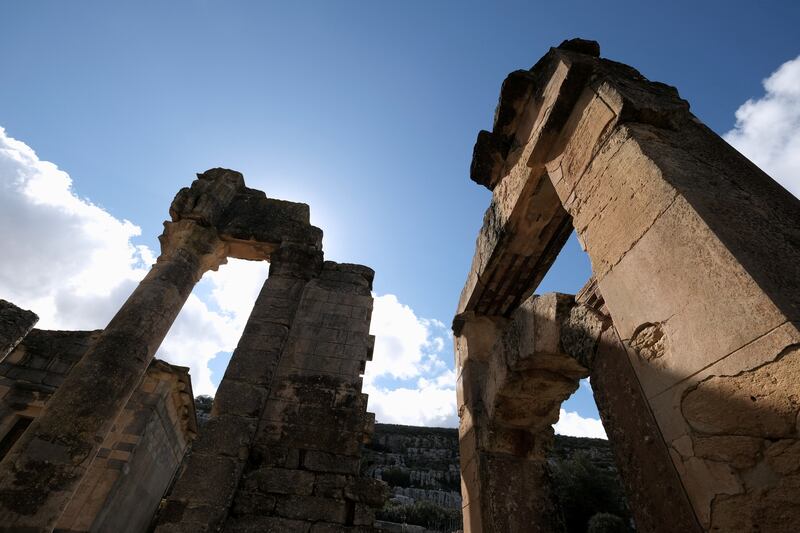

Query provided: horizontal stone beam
[170,168,324,261]
[0,300,38,362]
[457,38,691,319]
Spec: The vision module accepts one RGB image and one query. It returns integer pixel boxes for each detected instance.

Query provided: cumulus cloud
[554,409,607,439]
[0,126,265,395]
[158,259,268,394]
[724,54,800,198]
[364,294,458,427]
[0,126,150,328]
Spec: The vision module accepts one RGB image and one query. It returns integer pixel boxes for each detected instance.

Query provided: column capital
[158,219,229,275]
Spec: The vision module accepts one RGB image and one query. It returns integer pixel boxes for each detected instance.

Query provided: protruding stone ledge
[0,300,38,362]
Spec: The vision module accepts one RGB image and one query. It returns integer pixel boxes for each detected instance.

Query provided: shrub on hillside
[550,451,631,533]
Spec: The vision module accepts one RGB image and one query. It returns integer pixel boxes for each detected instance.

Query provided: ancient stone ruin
[0,37,799,533]
[0,169,385,532]
[454,39,800,532]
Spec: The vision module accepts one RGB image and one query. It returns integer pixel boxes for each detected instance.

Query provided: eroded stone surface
[0,300,38,362]
[0,169,381,532]
[456,37,800,532]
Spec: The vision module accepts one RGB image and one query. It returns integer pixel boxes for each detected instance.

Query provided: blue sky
[1,1,798,434]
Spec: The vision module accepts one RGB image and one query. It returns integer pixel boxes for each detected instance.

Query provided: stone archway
[0,169,385,532]
[454,39,800,532]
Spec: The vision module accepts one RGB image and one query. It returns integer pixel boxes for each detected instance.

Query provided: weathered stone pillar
[455,294,599,533]
[224,261,383,532]
[459,38,800,531]
[0,176,236,531]
[156,253,385,532]
[576,281,701,532]
[155,242,321,532]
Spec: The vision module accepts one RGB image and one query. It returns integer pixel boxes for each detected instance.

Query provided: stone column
[460,40,800,530]
[577,281,701,532]
[0,219,227,531]
[156,253,385,533]
[155,242,321,532]
[456,294,593,533]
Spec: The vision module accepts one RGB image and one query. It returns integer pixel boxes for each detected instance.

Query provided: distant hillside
[362,423,631,533]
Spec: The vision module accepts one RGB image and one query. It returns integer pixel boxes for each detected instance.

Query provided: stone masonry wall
[458,38,800,531]
[0,323,196,533]
[157,254,386,533]
[230,261,384,532]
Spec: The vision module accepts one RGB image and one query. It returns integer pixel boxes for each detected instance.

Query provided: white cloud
[553,409,607,439]
[0,126,265,395]
[364,294,458,427]
[0,126,150,328]
[365,294,441,384]
[724,54,800,198]
[364,381,459,427]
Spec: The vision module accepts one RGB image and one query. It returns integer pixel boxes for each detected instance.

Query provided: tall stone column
[0,218,228,531]
[456,294,595,533]
[155,242,321,532]
[461,39,800,531]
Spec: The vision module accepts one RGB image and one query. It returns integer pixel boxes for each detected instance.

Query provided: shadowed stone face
[0,168,383,533]
[455,37,800,533]
[169,168,323,261]
[0,300,38,362]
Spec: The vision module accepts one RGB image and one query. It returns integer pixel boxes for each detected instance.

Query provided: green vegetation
[380,467,412,488]
[550,451,632,533]
[377,501,462,531]
[588,512,631,533]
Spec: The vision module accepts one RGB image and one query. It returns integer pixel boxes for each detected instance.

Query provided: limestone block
[212,379,267,419]
[169,168,245,227]
[168,454,241,507]
[230,492,277,517]
[221,348,283,388]
[191,415,256,458]
[313,473,348,498]
[223,515,310,533]
[599,194,787,398]
[0,300,37,362]
[303,450,360,474]
[682,346,800,439]
[243,467,315,496]
[274,495,348,522]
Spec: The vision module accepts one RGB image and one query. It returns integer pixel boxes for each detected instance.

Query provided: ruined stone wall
[0,329,101,439]
[456,38,800,532]
[158,255,385,533]
[0,169,383,532]
[56,361,196,533]
[0,320,196,533]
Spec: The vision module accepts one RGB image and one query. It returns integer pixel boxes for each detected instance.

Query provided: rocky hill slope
[362,423,630,532]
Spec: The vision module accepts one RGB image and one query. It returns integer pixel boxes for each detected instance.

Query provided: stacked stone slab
[158,255,387,532]
[0,311,197,533]
[0,300,38,361]
[0,169,384,532]
[455,38,800,532]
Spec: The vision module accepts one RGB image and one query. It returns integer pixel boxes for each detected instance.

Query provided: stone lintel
[170,168,323,262]
[457,39,692,320]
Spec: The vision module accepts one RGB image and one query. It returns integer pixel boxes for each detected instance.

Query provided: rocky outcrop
[362,424,461,510]
[363,423,625,532]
